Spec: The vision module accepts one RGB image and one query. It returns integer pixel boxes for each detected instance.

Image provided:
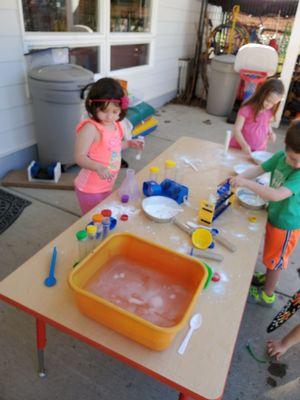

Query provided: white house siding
[115,0,200,105]
[0,0,36,175]
[0,0,200,177]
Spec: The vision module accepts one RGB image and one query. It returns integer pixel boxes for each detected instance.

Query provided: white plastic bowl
[233,163,253,174]
[236,187,266,210]
[142,196,183,223]
[251,151,273,164]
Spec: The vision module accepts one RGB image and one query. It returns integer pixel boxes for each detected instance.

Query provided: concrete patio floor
[0,104,299,400]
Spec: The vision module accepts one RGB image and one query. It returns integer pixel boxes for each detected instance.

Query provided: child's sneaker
[251,272,266,287]
[247,286,276,307]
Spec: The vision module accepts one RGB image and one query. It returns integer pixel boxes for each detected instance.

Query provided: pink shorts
[75,188,111,215]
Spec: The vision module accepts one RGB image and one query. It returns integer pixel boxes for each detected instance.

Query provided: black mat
[0,189,31,235]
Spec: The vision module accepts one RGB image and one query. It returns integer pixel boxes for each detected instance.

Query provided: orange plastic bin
[69,233,208,351]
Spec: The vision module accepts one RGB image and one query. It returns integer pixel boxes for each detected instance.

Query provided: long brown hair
[244,78,284,119]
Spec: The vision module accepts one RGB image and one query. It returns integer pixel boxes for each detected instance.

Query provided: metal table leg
[179,394,190,400]
[36,318,47,378]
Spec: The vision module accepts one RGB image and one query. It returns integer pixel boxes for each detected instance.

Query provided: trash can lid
[211,55,236,65]
[29,64,94,83]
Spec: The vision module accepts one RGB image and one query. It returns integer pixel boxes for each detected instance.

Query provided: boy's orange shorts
[263,222,300,271]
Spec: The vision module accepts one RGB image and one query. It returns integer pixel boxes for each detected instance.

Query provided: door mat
[2,169,75,190]
[0,189,31,235]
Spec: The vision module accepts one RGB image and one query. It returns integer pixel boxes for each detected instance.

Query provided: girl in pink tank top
[74,78,144,214]
[230,78,284,156]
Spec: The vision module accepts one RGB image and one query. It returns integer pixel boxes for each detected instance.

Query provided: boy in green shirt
[230,121,300,306]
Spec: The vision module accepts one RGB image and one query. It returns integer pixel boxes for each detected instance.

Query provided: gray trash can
[207,55,239,117]
[28,64,94,165]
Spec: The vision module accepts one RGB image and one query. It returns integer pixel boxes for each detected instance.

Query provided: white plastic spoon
[178,313,202,355]
[182,157,199,172]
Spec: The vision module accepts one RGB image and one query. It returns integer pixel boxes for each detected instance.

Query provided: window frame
[108,40,153,76]
[18,0,157,75]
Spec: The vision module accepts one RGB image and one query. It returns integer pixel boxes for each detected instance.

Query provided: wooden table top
[0,137,267,400]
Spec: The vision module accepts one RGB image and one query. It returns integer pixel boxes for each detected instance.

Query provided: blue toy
[213,180,235,220]
[198,180,235,225]
[27,160,61,183]
[143,179,189,204]
[142,181,162,197]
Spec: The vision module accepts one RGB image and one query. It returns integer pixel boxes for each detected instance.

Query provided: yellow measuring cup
[191,228,213,250]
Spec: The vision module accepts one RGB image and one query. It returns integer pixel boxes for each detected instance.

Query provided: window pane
[69,47,99,73]
[110,0,151,33]
[22,0,98,32]
[111,43,149,70]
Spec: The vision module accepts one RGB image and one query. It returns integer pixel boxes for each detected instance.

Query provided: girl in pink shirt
[74,78,144,214]
[230,78,284,155]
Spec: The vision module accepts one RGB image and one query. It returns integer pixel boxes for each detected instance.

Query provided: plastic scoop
[44,246,57,287]
[191,228,213,250]
[186,221,237,252]
[178,313,202,355]
[181,156,199,171]
[173,219,213,250]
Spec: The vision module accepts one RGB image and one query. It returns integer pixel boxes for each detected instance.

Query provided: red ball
[120,214,128,221]
[101,209,112,217]
[212,272,220,282]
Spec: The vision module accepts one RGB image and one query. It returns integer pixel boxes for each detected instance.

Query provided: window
[22,0,98,32]
[21,0,156,74]
[111,43,149,70]
[69,46,99,73]
[110,0,151,33]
